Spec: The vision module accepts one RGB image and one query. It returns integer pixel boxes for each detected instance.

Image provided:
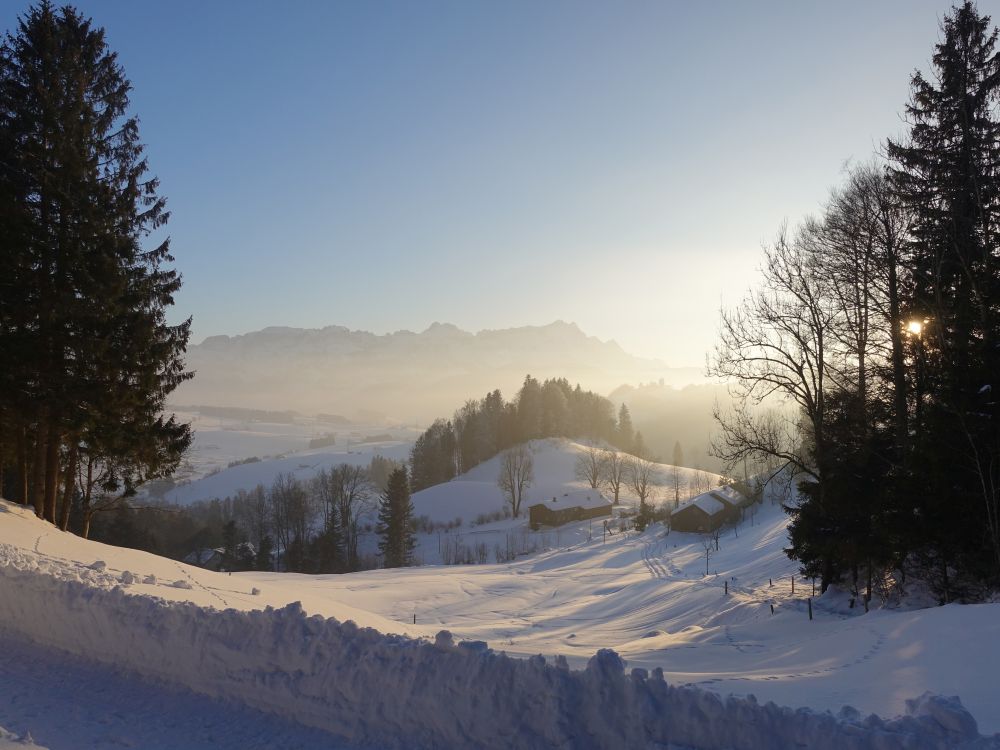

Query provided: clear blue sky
[3,1,955,365]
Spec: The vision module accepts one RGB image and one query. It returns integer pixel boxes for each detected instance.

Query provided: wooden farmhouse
[670,485,752,533]
[528,488,613,530]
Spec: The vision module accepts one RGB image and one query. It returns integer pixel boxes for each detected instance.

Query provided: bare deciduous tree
[627,455,656,508]
[235,483,269,554]
[601,449,626,505]
[670,441,685,508]
[702,535,714,575]
[498,444,534,517]
[709,226,835,483]
[574,444,606,489]
[268,473,315,570]
[318,464,374,570]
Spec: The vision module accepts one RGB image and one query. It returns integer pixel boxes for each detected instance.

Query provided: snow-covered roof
[712,485,750,507]
[671,491,726,518]
[182,548,224,566]
[527,487,611,511]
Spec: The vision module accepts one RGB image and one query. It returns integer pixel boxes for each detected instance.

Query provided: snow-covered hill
[2,496,999,748]
[412,438,721,523]
[155,407,416,505]
[156,437,723,566]
[395,439,723,565]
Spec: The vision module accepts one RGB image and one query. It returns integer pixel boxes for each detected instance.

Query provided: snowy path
[0,632,354,750]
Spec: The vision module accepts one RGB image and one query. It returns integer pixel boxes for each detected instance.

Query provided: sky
[1,0,956,366]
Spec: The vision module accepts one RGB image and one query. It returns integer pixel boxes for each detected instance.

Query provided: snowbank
[0,543,994,750]
[0,727,45,750]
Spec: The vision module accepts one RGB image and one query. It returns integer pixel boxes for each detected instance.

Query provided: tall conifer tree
[377,467,415,568]
[887,0,1000,590]
[0,3,192,530]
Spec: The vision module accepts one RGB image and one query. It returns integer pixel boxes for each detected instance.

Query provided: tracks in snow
[641,537,671,579]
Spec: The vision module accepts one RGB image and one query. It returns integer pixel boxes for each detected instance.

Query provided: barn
[671,485,753,533]
[528,488,613,530]
[670,492,728,533]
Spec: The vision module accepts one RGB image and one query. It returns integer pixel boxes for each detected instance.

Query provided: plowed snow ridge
[0,537,995,750]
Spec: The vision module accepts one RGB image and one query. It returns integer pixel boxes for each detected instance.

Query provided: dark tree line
[0,3,191,535]
[410,375,642,492]
[711,2,1000,603]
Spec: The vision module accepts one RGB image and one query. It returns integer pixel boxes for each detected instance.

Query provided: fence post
[808,598,813,621]
[413,613,416,625]
[791,576,795,594]
[724,580,728,595]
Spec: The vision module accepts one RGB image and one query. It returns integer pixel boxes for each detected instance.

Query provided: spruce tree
[516,375,543,441]
[616,404,634,452]
[887,0,1000,592]
[377,467,415,568]
[672,441,684,468]
[0,3,192,530]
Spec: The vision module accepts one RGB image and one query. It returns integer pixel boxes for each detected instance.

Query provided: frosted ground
[159,408,418,503]
[2,467,999,748]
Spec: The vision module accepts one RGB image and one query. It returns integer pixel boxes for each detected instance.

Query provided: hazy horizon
[188,318,698,366]
[175,317,714,421]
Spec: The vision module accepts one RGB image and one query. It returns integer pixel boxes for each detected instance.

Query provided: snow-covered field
[158,409,416,505]
[2,492,999,748]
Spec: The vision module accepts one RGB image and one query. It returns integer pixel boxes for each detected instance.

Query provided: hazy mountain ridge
[176,321,705,422]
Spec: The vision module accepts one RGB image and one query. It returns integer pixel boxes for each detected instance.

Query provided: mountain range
[173,321,705,423]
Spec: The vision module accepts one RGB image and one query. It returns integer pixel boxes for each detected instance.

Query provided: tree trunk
[80,457,94,539]
[17,426,28,505]
[887,261,908,457]
[43,421,60,523]
[58,442,78,531]
[31,421,46,518]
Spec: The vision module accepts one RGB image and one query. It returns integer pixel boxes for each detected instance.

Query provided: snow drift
[0,542,994,750]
